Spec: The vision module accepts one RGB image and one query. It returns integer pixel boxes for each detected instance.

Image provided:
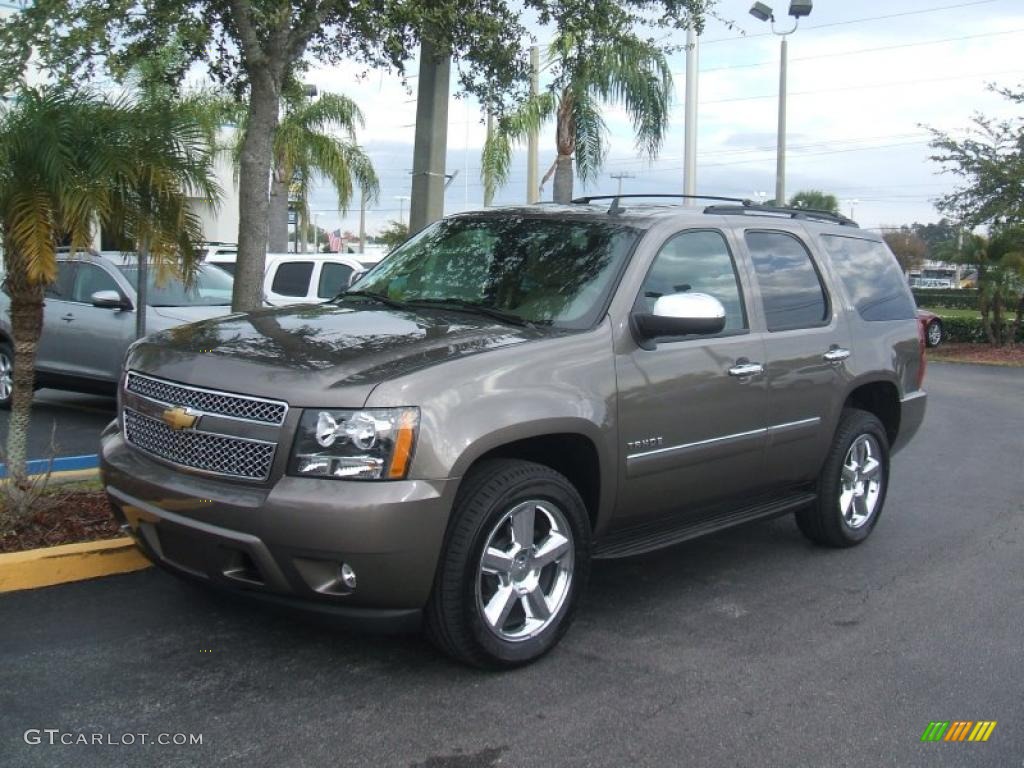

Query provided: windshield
[116,263,234,307]
[348,217,639,328]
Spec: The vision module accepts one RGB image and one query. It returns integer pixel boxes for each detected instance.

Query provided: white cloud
[304,0,1024,234]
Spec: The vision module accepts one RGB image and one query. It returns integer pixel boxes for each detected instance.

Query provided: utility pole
[610,172,635,196]
[527,45,540,204]
[358,190,366,254]
[396,196,410,227]
[408,37,451,235]
[683,22,699,197]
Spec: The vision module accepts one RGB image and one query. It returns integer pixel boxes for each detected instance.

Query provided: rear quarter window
[820,235,916,321]
[270,261,314,297]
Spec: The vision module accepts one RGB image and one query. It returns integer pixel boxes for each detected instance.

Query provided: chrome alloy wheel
[927,321,942,347]
[840,434,883,529]
[0,351,12,402]
[477,499,574,642]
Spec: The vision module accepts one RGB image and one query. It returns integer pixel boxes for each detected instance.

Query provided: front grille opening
[221,549,264,586]
[123,408,276,481]
[125,372,287,425]
[158,526,207,576]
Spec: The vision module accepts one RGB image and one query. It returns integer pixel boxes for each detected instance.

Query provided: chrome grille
[125,372,287,425]
[123,408,276,480]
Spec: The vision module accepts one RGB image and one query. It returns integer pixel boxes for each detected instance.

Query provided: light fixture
[749,2,773,22]
[788,0,813,18]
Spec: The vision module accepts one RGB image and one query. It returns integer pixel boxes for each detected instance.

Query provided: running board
[594,491,817,559]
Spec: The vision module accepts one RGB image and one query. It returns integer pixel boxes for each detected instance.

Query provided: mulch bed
[0,492,121,554]
[930,342,1024,367]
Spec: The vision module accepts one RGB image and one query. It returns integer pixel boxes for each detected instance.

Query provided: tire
[796,409,890,548]
[425,459,591,668]
[0,342,13,410]
[925,319,943,348]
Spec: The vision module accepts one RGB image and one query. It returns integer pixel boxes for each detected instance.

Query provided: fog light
[340,563,357,589]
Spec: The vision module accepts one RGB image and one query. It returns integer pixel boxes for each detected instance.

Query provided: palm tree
[0,86,218,518]
[788,190,840,214]
[482,33,673,204]
[236,88,379,253]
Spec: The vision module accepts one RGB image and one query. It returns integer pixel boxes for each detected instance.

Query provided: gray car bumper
[892,390,927,454]
[100,423,456,630]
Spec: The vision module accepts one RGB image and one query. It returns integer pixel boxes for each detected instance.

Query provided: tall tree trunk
[4,267,44,500]
[553,90,575,204]
[268,172,290,253]
[552,154,574,203]
[233,72,280,312]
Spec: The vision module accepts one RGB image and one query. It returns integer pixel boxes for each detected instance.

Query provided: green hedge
[939,316,1024,344]
[912,289,979,310]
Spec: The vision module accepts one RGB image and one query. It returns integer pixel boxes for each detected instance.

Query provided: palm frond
[586,35,673,159]
[479,92,556,198]
[571,92,608,184]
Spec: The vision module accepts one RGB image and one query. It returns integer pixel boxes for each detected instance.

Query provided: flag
[327,229,342,252]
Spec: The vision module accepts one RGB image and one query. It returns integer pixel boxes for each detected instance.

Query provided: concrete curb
[0,537,152,593]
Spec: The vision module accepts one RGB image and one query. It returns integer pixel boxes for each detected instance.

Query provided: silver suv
[0,252,234,407]
[100,196,927,667]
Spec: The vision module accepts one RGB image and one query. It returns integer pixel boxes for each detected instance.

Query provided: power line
[702,68,1024,105]
[686,28,1024,76]
[700,0,1005,45]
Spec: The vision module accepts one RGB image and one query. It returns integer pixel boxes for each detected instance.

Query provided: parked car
[0,252,234,407]
[917,309,943,348]
[101,197,927,667]
[204,251,365,306]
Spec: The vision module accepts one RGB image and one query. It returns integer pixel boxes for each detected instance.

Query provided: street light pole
[775,36,787,205]
[749,2,812,207]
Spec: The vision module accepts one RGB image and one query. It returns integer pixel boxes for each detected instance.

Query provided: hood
[149,304,235,324]
[127,301,546,406]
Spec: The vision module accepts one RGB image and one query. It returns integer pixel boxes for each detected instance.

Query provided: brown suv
[100,196,927,667]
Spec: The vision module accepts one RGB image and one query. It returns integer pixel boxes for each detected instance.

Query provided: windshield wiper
[405,297,539,329]
[339,290,407,309]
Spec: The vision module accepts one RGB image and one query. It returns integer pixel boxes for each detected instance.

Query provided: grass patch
[922,306,980,320]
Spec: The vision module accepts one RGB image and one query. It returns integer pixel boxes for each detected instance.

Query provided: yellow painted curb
[0,536,152,593]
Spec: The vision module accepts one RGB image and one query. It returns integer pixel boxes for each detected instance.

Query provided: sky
[302,0,1024,235]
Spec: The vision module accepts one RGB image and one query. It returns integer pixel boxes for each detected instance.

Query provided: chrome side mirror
[634,292,727,344]
[91,290,132,311]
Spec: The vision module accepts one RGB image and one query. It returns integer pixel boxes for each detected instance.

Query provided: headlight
[289,407,419,480]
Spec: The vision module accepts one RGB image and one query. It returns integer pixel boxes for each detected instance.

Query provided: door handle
[823,347,851,363]
[728,361,765,377]
[61,313,74,323]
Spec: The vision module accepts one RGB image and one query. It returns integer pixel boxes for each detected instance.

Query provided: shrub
[939,316,1024,343]
[912,289,979,310]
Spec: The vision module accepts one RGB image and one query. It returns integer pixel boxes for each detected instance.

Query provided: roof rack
[703,204,858,228]
[570,194,858,227]
[572,193,754,206]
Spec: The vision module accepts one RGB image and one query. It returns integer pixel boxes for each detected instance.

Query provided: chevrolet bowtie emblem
[161,407,198,431]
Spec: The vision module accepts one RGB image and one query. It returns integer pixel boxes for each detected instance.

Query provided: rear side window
[270,262,313,297]
[820,235,917,321]
[317,262,354,299]
[212,262,235,276]
[745,231,829,331]
[46,262,76,299]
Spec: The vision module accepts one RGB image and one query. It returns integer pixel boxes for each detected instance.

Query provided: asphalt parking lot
[0,389,115,461]
[1,362,1022,768]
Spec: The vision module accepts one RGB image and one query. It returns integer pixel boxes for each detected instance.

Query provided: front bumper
[100,422,457,630]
